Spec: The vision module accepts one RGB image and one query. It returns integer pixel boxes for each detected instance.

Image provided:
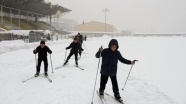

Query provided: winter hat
[108,39,119,49]
[74,37,78,40]
[40,40,45,44]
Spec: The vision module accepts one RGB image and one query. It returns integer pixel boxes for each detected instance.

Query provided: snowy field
[0,36,186,104]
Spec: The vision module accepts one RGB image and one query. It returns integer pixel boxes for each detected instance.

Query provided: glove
[33,50,36,54]
[49,51,52,54]
[99,46,103,52]
[131,60,138,65]
[66,47,68,50]
[81,49,84,51]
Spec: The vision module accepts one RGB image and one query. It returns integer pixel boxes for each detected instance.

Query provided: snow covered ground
[0,36,186,104]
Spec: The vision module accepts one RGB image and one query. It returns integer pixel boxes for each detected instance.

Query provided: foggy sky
[48,0,186,33]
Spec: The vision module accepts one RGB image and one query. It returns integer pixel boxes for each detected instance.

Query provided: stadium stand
[0,0,71,31]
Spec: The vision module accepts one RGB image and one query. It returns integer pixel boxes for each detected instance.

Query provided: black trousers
[99,75,120,95]
[37,58,48,73]
[79,50,82,56]
[66,51,78,62]
[79,43,82,56]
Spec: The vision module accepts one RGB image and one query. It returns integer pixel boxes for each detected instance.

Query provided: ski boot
[35,72,39,77]
[99,90,104,99]
[75,61,78,67]
[44,72,48,77]
[114,94,123,102]
[63,60,68,66]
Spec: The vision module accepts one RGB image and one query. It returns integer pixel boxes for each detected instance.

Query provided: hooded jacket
[95,39,131,76]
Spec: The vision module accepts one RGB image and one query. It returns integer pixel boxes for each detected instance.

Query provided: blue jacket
[95,39,131,76]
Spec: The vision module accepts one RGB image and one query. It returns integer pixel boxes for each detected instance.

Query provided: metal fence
[0,30,69,43]
[0,33,28,42]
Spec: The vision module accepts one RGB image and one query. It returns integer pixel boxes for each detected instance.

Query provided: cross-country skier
[64,37,84,66]
[84,35,87,41]
[95,39,136,102]
[33,41,52,77]
[76,32,84,57]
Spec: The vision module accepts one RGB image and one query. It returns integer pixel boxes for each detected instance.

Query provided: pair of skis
[76,65,84,70]
[96,90,124,104]
[55,64,84,70]
[22,74,52,83]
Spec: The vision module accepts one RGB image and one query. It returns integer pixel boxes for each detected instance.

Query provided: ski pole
[64,49,67,61]
[34,48,37,69]
[122,60,138,91]
[83,43,87,50]
[81,49,86,58]
[91,46,102,104]
[35,54,37,69]
[50,54,54,73]
[83,51,87,57]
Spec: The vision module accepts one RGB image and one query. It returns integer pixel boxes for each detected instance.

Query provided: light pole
[102,8,109,32]
[1,6,3,26]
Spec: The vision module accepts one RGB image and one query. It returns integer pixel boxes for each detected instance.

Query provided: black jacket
[76,35,83,44]
[78,35,83,44]
[34,46,52,58]
[66,42,83,53]
[96,39,131,76]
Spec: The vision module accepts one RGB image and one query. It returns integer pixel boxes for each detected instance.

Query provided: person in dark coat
[95,39,136,101]
[33,41,52,77]
[84,35,87,41]
[76,32,84,57]
[64,38,84,66]
[77,32,83,44]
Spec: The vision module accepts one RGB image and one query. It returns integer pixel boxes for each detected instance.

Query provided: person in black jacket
[84,35,87,41]
[64,38,83,66]
[95,39,136,101]
[33,41,52,77]
[76,32,84,57]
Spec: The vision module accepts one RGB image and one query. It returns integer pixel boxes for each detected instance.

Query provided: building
[75,21,117,32]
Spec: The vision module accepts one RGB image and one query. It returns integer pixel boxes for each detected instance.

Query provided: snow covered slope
[0,36,185,104]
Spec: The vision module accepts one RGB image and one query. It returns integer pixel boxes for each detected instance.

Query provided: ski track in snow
[0,36,185,104]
